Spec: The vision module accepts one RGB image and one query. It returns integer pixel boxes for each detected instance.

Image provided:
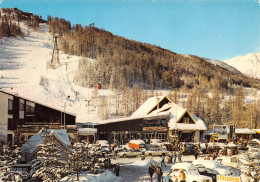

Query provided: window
[8,99,13,114]
[183,117,189,124]
[8,118,13,130]
[25,105,35,114]
[19,102,24,111]
[31,106,35,113]
[160,119,167,126]
[26,105,30,112]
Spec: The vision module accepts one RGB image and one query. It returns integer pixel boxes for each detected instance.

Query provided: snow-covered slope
[183,54,244,76]
[224,52,260,79]
[204,58,243,75]
[0,22,113,123]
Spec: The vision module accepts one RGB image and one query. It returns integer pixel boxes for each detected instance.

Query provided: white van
[150,139,163,147]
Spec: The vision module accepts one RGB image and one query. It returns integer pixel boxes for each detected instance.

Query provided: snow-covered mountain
[203,58,243,75]
[0,22,114,123]
[224,53,260,79]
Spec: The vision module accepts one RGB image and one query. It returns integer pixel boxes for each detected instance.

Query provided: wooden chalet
[94,95,207,144]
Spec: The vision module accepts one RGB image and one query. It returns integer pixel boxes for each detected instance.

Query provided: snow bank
[60,170,120,182]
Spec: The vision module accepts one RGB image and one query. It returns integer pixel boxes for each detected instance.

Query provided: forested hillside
[0,8,45,39]
[47,16,260,94]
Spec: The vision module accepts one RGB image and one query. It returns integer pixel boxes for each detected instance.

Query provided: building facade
[95,95,207,144]
[0,90,76,145]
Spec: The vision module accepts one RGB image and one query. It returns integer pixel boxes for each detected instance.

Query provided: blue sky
[1,0,260,60]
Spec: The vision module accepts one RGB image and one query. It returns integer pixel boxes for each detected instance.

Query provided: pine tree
[0,144,23,181]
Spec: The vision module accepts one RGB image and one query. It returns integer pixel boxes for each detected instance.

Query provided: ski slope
[0,23,113,123]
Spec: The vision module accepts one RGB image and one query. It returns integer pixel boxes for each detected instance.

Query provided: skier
[148,163,155,182]
[114,162,120,176]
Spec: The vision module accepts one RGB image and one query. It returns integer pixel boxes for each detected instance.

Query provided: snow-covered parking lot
[70,155,240,182]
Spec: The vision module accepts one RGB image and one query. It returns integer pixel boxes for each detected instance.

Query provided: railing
[18,124,64,133]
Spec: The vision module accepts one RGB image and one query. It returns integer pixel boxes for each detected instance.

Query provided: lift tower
[50,33,60,68]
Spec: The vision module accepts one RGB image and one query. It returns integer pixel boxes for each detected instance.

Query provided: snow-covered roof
[131,95,171,117]
[21,129,72,154]
[0,90,76,116]
[235,128,256,134]
[21,128,47,154]
[157,103,207,131]
[50,129,72,150]
[129,140,145,144]
[94,112,170,125]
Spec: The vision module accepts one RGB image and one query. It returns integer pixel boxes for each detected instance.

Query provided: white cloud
[0,0,3,4]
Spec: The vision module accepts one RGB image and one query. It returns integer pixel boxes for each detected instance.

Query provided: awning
[78,128,97,135]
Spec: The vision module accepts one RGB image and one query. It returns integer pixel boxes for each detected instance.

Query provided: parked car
[248,139,260,147]
[202,146,222,154]
[194,164,217,182]
[169,162,213,182]
[247,147,260,157]
[192,159,232,176]
[144,148,169,156]
[150,139,164,147]
[117,149,142,158]
[182,144,196,155]
[96,140,109,147]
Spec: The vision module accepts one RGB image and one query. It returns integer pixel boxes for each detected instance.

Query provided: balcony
[18,123,64,133]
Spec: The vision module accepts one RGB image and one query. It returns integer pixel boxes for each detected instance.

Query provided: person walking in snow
[114,163,120,176]
[169,151,173,163]
[179,169,186,182]
[148,163,155,182]
[193,147,199,160]
[155,164,163,182]
[164,173,170,182]
[161,155,166,167]
[173,151,177,164]
[178,150,182,162]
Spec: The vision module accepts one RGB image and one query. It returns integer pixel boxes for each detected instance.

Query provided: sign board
[211,134,218,140]
[217,175,240,182]
[143,127,167,131]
